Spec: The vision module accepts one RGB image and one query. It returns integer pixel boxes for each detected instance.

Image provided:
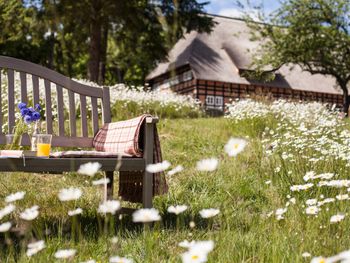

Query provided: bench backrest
[0,56,111,148]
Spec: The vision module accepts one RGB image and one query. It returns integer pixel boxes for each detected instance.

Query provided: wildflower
[336,194,349,200]
[0,222,11,232]
[199,208,220,218]
[68,208,83,216]
[109,256,133,263]
[92,178,110,186]
[189,221,196,228]
[290,183,313,192]
[132,208,161,223]
[167,205,188,215]
[265,180,271,185]
[5,191,25,203]
[77,162,102,177]
[58,188,82,201]
[224,138,247,157]
[305,206,319,215]
[289,197,296,204]
[196,158,218,172]
[302,252,311,258]
[0,204,16,220]
[303,171,316,181]
[54,249,76,259]
[310,256,326,263]
[181,250,207,263]
[167,165,184,176]
[26,240,45,257]
[330,214,345,223]
[98,200,121,215]
[318,198,335,206]
[146,160,171,173]
[20,206,39,221]
[81,260,96,263]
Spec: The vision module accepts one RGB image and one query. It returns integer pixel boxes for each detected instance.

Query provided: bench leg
[106,171,114,200]
[143,170,153,208]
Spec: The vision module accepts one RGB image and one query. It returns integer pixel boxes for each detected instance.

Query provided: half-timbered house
[146,15,342,112]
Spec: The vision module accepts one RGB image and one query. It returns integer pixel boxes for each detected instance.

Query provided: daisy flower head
[54,249,76,259]
[20,206,39,221]
[98,200,121,215]
[146,160,171,173]
[167,205,188,215]
[26,240,45,257]
[58,188,82,202]
[330,214,345,223]
[196,158,218,172]
[0,222,11,232]
[224,138,247,157]
[5,191,25,203]
[77,162,102,177]
[132,208,161,223]
[199,208,220,219]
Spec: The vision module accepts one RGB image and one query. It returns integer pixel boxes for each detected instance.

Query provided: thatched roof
[147,15,341,95]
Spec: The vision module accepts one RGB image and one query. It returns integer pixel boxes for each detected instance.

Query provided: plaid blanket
[53,114,167,203]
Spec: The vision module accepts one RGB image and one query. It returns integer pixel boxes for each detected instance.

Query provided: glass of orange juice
[36,134,52,157]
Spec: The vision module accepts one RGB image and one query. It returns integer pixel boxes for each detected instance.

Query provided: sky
[199,0,281,18]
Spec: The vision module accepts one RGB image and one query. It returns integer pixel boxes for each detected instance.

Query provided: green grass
[0,117,349,262]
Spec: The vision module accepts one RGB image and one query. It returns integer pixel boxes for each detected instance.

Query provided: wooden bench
[0,55,156,208]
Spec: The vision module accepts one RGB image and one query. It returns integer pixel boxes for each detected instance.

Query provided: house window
[183,71,192,81]
[206,95,215,105]
[215,96,223,106]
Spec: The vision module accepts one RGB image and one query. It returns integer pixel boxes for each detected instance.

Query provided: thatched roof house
[146,15,342,111]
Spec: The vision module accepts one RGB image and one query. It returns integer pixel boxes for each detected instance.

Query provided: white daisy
[330,214,345,223]
[199,208,220,218]
[58,188,82,202]
[132,208,161,223]
[68,208,83,216]
[224,138,247,157]
[167,205,188,215]
[0,204,16,220]
[196,158,218,172]
[0,222,11,232]
[20,206,39,221]
[54,249,76,259]
[26,240,45,257]
[5,191,25,203]
[146,160,171,173]
[167,165,184,176]
[77,162,102,177]
[98,200,121,215]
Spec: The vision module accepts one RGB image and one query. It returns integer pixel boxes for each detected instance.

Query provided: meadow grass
[0,116,349,262]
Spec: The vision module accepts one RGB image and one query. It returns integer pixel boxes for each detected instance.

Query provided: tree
[244,0,350,114]
[55,0,214,84]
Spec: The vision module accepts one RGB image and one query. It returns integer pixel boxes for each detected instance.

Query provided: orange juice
[37,143,51,157]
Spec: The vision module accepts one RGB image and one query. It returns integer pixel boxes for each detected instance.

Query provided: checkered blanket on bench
[52,114,168,203]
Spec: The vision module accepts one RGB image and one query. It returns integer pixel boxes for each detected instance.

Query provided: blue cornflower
[20,108,29,117]
[35,104,41,111]
[32,112,41,121]
[24,115,32,124]
[18,102,27,109]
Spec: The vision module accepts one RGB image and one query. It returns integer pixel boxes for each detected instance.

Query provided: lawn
[1,109,350,262]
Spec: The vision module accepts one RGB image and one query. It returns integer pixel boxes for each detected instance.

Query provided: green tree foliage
[0,0,214,85]
[244,0,350,114]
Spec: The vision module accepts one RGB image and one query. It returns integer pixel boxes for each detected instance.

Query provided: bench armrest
[145,116,159,124]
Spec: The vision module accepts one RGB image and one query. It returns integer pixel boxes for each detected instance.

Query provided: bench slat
[7,69,15,133]
[56,85,65,136]
[0,71,2,134]
[91,97,99,135]
[68,90,76,137]
[44,79,53,134]
[32,75,40,105]
[20,72,27,103]
[0,157,145,173]
[80,95,88,137]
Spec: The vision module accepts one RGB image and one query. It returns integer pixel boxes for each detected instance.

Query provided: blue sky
[199,0,281,17]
